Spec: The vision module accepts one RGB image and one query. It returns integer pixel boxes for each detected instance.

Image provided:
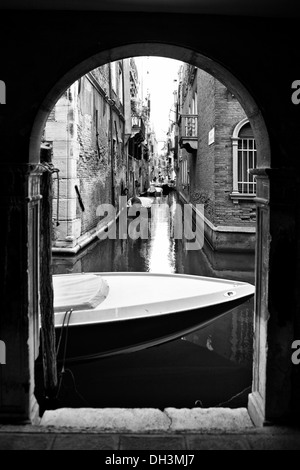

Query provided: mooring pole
[40,143,58,400]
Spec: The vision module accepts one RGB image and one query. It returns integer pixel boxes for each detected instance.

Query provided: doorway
[30,43,271,426]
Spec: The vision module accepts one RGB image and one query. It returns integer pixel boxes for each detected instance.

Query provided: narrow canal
[36,192,255,410]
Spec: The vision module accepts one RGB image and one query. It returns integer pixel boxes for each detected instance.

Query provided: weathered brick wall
[178,66,198,202]
[45,62,127,247]
[189,69,256,227]
[214,80,256,226]
[77,72,126,234]
[44,85,81,246]
[76,83,111,234]
[111,108,127,210]
[190,70,216,220]
[90,64,110,94]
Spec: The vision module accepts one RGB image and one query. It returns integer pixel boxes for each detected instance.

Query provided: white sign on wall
[208,127,215,145]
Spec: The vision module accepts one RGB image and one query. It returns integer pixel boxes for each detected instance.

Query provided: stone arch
[28,42,272,426]
[232,117,250,139]
[231,117,256,196]
[30,43,270,171]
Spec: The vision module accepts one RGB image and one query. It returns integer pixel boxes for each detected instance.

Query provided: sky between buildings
[134,56,183,149]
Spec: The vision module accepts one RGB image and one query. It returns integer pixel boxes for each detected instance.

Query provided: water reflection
[53,192,254,364]
[147,198,176,273]
[51,192,255,408]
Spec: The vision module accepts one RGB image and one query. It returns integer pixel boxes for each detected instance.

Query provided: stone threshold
[37,407,254,433]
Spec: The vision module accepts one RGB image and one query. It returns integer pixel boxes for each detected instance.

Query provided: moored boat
[162,183,172,195]
[126,196,153,218]
[147,184,163,197]
[53,272,255,363]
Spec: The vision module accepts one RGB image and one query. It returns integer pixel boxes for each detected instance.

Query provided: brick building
[0,7,299,429]
[176,65,257,252]
[44,63,126,252]
[44,59,148,253]
[124,57,152,197]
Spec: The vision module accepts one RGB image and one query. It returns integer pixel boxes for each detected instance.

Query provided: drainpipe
[108,64,115,207]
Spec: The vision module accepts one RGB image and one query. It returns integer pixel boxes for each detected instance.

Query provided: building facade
[124,57,152,197]
[44,57,156,253]
[1,10,299,428]
[175,65,257,253]
[44,62,127,252]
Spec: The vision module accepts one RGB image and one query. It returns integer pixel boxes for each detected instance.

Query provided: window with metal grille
[237,135,257,194]
[231,119,257,200]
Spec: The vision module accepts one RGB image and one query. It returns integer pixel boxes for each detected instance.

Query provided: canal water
[36,192,255,410]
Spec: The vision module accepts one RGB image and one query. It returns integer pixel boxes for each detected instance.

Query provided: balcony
[178,114,198,154]
[131,115,145,142]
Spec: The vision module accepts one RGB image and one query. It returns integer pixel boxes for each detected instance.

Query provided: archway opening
[31,43,270,423]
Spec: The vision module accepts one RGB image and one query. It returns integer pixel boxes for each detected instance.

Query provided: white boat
[147,185,163,197]
[53,272,255,362]
[126,196,153,219]
[127,196,153,209]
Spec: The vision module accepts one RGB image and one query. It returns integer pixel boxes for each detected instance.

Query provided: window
[181,158,189,186]
[111,61,123,103]
[118,63,123,104]
[231,118,257,202]
[237,129,256,194]
[192,92,197,114]
[184,115,197,137]
[111,62,117,93]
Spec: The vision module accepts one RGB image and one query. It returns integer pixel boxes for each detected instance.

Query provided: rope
[56,308,72,357]
[213,385,251,408]
[54,308,91,406]
[55,308,73,398]
[59,368,91,407]
[61,309,73,369]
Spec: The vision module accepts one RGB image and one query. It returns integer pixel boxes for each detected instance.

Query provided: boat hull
[127,197,153,218]
[127,207,152,219]
[162,183,172,195]
[53,272,254,362]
